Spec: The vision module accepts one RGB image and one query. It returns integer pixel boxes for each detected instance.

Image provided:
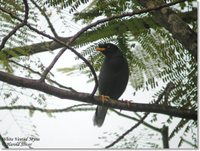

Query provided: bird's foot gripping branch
[99,95,110,103]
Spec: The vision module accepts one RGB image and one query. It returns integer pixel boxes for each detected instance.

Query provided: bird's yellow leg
[99,95,110,103]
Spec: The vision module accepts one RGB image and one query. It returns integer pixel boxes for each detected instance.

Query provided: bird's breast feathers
[98,55,129,99]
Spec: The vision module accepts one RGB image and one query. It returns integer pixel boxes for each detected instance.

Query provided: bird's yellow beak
[96,47,106,51]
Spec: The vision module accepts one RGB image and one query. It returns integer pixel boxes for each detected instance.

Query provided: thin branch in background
[105,113,149,148]
[30,0,59,38]
[179,137,197,148]
[0,104,94,113]
[105,81,176,148]
[10,60,77,92]
[0,134,9,148]
[0,0,29,50]
[111,109,161,133]
[38,39,98,96]
[65,47,98,96]
[162,125,169,148]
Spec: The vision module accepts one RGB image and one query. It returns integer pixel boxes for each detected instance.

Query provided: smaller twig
[0,104,94,113]
[39,47,65,82]
[10,60,77,92]
[39,45,98,96]
[162,125,169,148]
[179,137,197,148]
[0,134,9,148]
[68,47,98,96]
[105,81,175,148]
[111,109,161,132]
[105,113,149,148]
[0,0,29,50]
[30,0,58,38]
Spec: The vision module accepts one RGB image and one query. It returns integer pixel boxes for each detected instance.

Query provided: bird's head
[96,43,121,57]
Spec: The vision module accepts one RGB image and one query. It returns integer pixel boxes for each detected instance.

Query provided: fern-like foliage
[59,0,197,148]
[0,0,38,73]
[45,0,90,12]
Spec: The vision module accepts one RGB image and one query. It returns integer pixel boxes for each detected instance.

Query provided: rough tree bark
[0,70,197,120]
[139,0,197,60]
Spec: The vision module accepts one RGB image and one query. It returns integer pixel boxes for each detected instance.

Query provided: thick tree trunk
[139,0,197,61]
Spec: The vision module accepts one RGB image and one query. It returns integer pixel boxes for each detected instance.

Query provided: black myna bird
[93,43,129,127]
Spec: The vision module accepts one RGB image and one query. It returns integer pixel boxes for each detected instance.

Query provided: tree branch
[179,7,197,24]
[0,104,94,113]
[0,0,189,96]
[0,134,9,149]
[10,60,77,92]
[39,45,98,96]
[139,0,197,61]
[30,0,58,38]
[0,4,99,95]
[64,0,189,45]
[105,113,149,148]
[179,136,197,148]
[0,71,197,120]
[162,125,169,148]
[105,81,173,148]
[111,109,161,133]
[0,0,29,50]
[1,8,195,59]
[0,0,189,56]
[0,38,67,58]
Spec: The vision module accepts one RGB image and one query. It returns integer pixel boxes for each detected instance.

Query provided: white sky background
[0,1,198,149]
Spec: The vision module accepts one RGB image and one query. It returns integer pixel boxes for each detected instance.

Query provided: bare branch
[105,113,149,148]
[0,71,197,120]
[40,45,99,96]
[111,109,161,133]
[105,82,176,148]
[0,134,9,149]
[30,0,59,38]
[10,60,77,92]
[179,136,197,148]
[0,0,29,50]
[162,125,169,148]
[0,104,94,113]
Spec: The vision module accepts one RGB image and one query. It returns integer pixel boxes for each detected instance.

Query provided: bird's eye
[107,45,110,48]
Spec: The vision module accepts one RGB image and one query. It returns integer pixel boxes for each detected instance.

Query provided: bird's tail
[93,106,108,127]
